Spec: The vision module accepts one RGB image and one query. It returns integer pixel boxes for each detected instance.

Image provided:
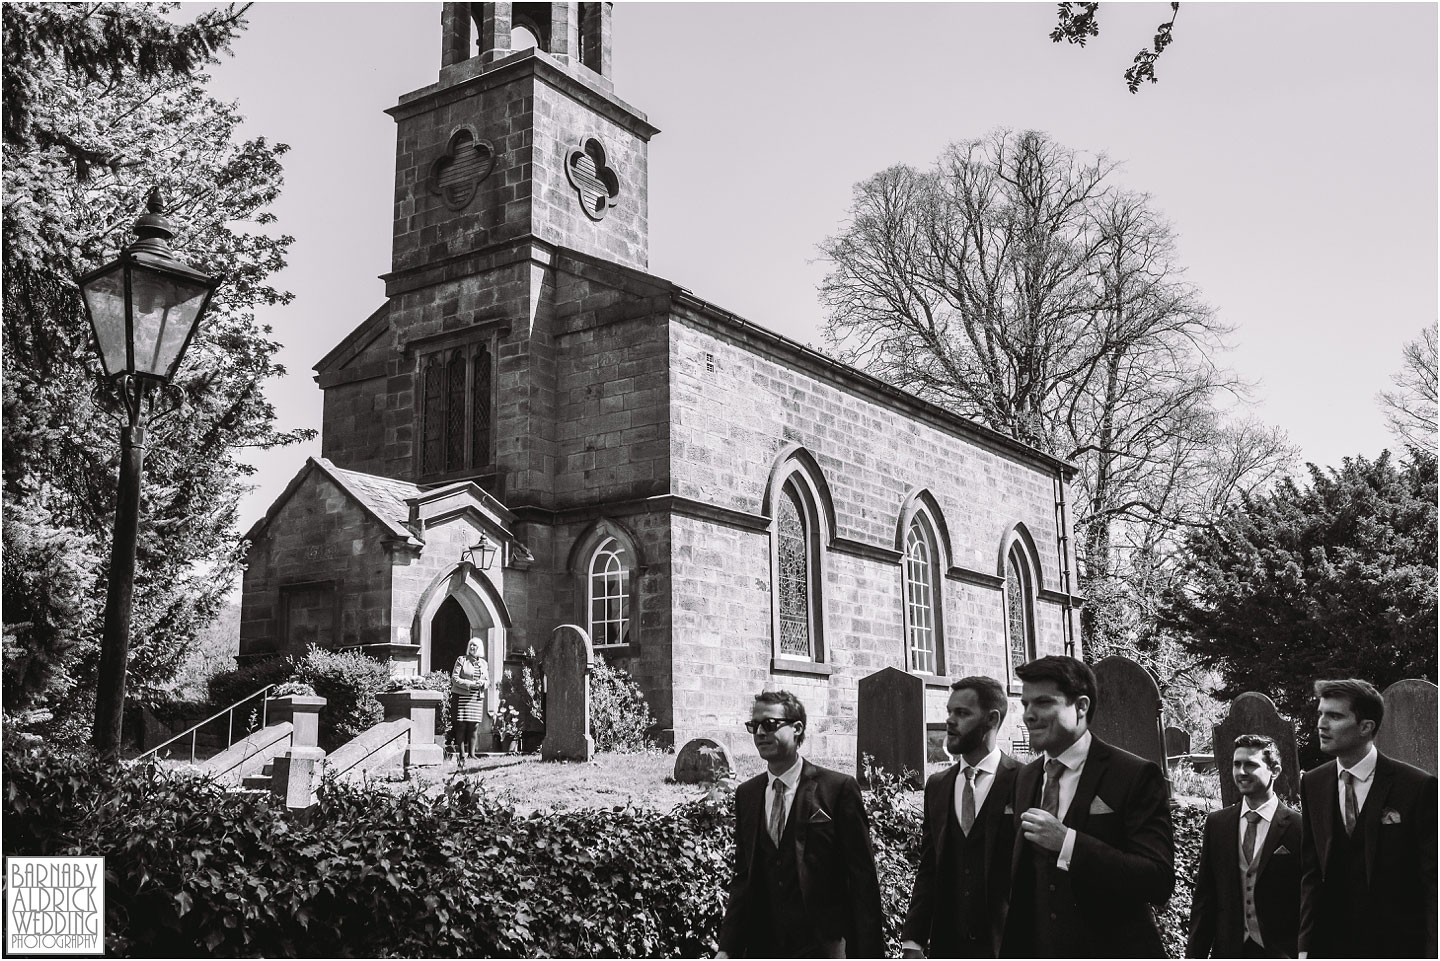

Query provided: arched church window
[588,537,629,647]
[904,516,941,675]
[766,447,831,667]
[776,485,812,658]
[418,344,496,480]
[1005,544,1036,686]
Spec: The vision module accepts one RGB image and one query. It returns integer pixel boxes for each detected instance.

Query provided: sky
[192,2,1439,551]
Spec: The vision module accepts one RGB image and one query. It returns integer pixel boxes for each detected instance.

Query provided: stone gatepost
[377,689,445,768]
[268,695,327,811]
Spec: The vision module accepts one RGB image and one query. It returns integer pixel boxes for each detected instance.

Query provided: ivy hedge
[3,747,1205,957]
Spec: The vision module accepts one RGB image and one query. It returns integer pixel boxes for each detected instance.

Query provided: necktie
[1242,810,1260,868]
[1342,770,1358,836]
[960,767,977,834]
[1041,758,1064,817]
[769,779,787,845]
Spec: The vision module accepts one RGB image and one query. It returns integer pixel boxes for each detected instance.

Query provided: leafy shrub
[205,654,294,713]
[590,659,655,752]
[291,646,390,750]
[2,746,1208,958]
[271,680,315,698]
[1169,763,1221,800]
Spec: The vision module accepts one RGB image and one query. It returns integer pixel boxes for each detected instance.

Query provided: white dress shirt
[1042,730,1091,870]
[955,746,1003,826]
[765,755,804,836]
[1238,792,1280,866]
[1336,743,1378,814]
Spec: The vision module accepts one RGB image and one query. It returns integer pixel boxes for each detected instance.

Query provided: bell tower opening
[441,2,613,80]
[430,595,471,675]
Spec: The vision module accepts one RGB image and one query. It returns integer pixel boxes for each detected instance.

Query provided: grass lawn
[378,749,946,814]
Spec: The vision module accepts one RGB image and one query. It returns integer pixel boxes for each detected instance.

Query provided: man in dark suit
[716,690,883,959]
[1000,655,1174,958]
[1298,678,1437,959]
[902,675,1020,958]
[1187,734,1302,958]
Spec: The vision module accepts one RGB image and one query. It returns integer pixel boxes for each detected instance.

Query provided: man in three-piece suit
[902,675,1021,959]
[1187,734,1302,958]
[716,690,883,959]
[1298,678,1437,959]
[1000,655,1175,958]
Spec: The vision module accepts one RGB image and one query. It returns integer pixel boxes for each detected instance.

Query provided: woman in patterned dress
[451,636,489,763]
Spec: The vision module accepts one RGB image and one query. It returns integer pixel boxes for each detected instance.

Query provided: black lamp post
[78,187,218,759]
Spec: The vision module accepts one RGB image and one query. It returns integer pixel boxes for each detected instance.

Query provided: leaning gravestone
[674,737,734,784]
[1164,726,1192,760]
[856,667,925,789]
[1090,656,1166,771]
[539,624,594,762]
[1214,692,1300,807]
[1375,678,1438,775]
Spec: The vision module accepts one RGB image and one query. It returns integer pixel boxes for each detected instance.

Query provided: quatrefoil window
[428,127,496,210]
[565,137,620,221]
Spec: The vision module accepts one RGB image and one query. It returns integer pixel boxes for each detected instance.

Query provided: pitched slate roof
[242,457,422,547]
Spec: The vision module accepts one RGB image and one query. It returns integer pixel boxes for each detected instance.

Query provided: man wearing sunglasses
[716,690,883,959]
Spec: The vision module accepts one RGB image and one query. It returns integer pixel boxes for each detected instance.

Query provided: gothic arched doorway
[430,596,470,676]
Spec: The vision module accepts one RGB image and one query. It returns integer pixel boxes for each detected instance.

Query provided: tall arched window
[588,536,629,647]
[766,447,832,666]
[1005,543,1036,686]
[776,484,813,658]
[418,343,495,479]
[904,517,940,675]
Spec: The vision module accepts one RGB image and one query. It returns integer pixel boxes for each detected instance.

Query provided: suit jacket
[902,753,1020,957]
[1298,752,1437,958]
[1185,800,1301,958]
[1001,735,1175,958]
[717,759,884,959]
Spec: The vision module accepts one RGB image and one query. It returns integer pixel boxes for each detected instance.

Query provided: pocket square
[809,808,832,824]
[1003,804,1014,815]
[1089,796,1115,815]
[1381,808,1402,825]
[1274,845,1292,856]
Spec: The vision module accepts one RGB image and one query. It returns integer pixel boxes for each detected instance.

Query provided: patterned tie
[1242,810,1261,868]
[960,767,977,835]
[1342,771,1358,836]
[769,779,787,845]
[1041,758,1064,817]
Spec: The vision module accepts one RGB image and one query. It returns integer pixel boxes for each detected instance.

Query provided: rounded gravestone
[1375,679,1438,775]
[1090,655,1165,770]
[674,737,734,784]
[1213,691,1300,806]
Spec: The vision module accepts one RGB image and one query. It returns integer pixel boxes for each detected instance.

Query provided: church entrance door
[430,596,470,676]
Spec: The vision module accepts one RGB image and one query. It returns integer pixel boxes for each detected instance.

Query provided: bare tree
[819,128,1294,657]
[1379,326,1438,449]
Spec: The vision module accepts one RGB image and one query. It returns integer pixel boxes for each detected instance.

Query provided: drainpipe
[1053,468,1077,657]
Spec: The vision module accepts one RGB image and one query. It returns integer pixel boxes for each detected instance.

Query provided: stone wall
[239,470,395,658]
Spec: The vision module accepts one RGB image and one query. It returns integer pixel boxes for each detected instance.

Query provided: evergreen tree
[2,2,311,725]
[1161,450,1438,754]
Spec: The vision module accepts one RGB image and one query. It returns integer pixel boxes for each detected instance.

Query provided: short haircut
[1015,655,1099,723]
[1314,678,1384,734]
[951,675,1008,724]
[1233,734,1282,774]
[754,690,807,744]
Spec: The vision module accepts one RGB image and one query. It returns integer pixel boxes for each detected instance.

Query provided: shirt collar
[1242,792,1280,822]
[768,755,804,791]
[1338,743,1378,782]
[1047,729,1092,770]
[963,746,1002,777]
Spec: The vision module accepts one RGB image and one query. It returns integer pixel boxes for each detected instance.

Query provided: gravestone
[540,624,594,762]
[1375,678,1438,775]
[1090,656,1165,770]
[1164,726,1191,759]
[674,737,734,784]
[1213,692,1300,806]
[856,667,925,789]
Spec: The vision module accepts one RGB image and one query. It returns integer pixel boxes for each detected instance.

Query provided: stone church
[239,1,1083,756]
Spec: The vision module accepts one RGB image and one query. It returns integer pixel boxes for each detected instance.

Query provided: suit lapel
[1310,762,1337,872]
[792,760,818,860]
[984,756,1019,877]
[1011,756,1043,876]
[1216,804,1243,877]
[936,763,961,855]
[1252,804,1287,877]
[1065,736,1108,832]
[1361,754,1396,886]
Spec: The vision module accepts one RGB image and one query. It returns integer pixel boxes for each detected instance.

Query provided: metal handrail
[134,683,277,765]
